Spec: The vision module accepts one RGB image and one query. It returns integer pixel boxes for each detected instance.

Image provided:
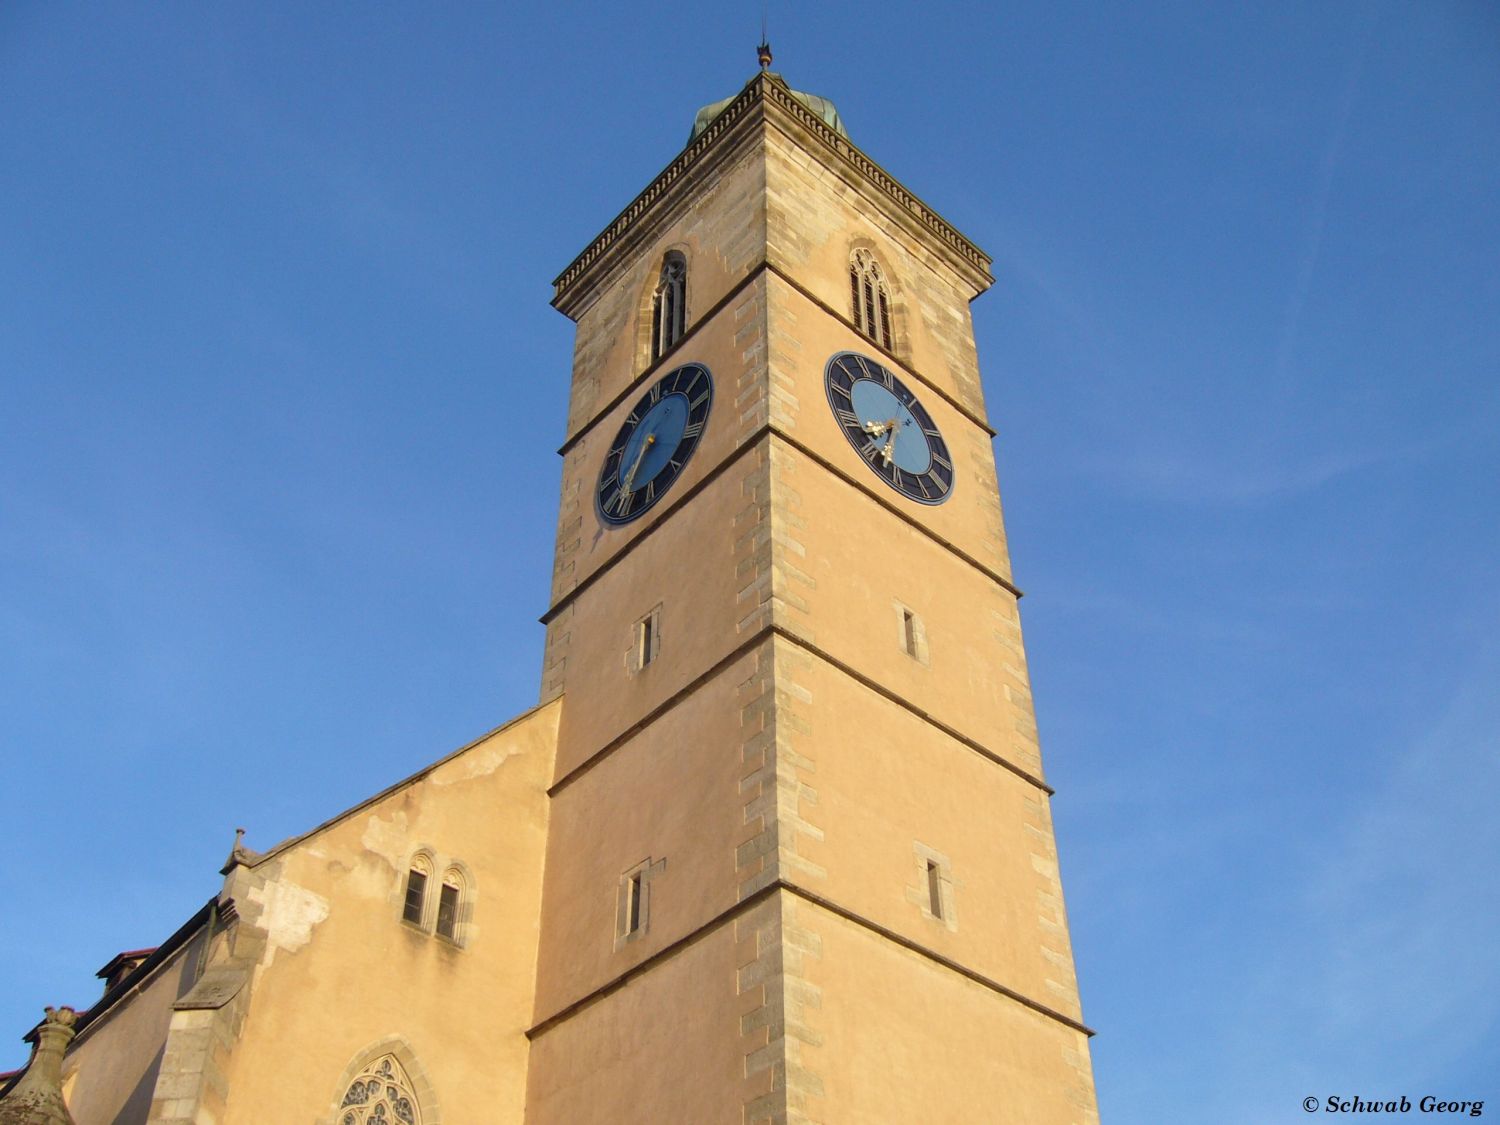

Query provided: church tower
[527,63,1099,1123]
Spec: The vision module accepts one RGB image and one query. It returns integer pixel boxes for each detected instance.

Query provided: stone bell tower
[525,57,1099,1125]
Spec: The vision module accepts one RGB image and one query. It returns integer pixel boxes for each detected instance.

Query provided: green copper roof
[689,74,847,143]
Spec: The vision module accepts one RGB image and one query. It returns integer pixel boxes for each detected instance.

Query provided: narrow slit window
[436,878,460,940]
[639,613,655,668]
[902,609,918,656]
[626,871,644,935]
[632,605,662,673]
[402,866,428,926]
[616,859,659,947]
[926,860,944,921]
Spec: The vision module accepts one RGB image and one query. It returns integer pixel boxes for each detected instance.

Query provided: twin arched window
[401,853,469,945]
[651,252,687,360]
[849,247,893,350]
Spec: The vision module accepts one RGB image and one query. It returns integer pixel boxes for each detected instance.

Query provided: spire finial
[757,39,772,70]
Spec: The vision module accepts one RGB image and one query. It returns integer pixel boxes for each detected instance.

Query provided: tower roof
[689,72,846,144]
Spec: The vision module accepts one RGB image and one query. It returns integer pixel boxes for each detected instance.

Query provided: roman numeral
[649,383,662,402]
[932,452,952,471]
[835,407,860,428]
[683,420,703,439]
[690,393,709,408]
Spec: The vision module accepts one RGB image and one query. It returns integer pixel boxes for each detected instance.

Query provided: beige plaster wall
[797,902,1099,1125]
[547,460,760,782]
[192,701,559,1125]
[533,651,758,1022]
[526,917,752,1125]
[777,657,1082,1020]
[58,933,206,1124]
[767,443,1039,777]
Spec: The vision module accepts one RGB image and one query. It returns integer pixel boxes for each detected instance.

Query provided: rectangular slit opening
[627,871,644,934]
[926,859,943,920]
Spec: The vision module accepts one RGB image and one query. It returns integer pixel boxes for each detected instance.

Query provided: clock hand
[621,433,657,496]
[879,418,901,466]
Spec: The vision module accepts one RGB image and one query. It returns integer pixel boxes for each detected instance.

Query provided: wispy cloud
[1270,32,1368,389]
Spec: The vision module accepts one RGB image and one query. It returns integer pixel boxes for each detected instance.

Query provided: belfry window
[652,251,688,359]
[849,248,893,349]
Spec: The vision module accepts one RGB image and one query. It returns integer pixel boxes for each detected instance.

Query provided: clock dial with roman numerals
[824,351,953,504]
[596,363,714,526]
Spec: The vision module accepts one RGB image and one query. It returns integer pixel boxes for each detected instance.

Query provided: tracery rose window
[340,1054,421,1125]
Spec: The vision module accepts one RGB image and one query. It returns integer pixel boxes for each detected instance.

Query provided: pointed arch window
[849,248,894,350]
[339,1054,422,1125]
[435,868,466,943]
[401,856,431,927]
[651,252,687,360]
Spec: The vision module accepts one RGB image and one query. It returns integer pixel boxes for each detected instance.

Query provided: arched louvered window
[651,252,687,360]
[339,1054,422,1125]
[849,248,893,350]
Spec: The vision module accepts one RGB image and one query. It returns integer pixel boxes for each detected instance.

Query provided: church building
[2,56,1099,1125]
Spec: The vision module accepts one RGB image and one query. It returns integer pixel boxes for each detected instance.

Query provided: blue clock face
[825,351,953,503]
[596,363,713,525]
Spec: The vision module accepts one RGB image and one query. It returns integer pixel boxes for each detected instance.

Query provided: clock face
[596,363,714,525]
[824,351,953,504]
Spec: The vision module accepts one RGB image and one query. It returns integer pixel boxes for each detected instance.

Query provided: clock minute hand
[621,432,657,496]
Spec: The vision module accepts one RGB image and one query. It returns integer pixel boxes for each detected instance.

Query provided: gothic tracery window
[339,1054,422,1125]
[651,252,687,360]
[849,248,894,350]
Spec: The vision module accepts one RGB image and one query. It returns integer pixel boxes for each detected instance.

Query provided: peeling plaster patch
[431,741,523,785]
[248,879,330,969]
[360,809,411,868]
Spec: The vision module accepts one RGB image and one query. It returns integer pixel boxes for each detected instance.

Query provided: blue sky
[2,3,1496,1120]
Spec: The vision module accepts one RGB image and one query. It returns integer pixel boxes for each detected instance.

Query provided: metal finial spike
[757,40,773,69]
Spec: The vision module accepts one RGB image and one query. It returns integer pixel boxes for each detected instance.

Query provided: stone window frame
[614,856,666,950]
[910,842,958,932]
[627,603,664,674]
[319,1036,440,1125]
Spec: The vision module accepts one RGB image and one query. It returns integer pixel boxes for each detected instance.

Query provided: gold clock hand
[621,433,657,495]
